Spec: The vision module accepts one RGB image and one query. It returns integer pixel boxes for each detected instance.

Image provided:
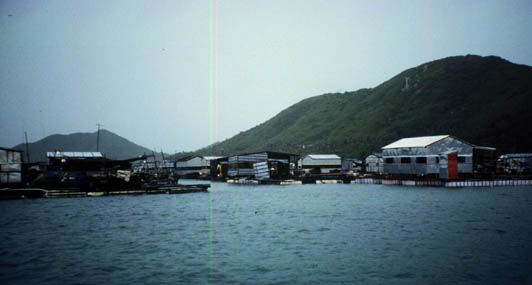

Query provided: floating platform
[0,188,47,200]
[227,179,302,185]
[353,178,532,188]
[1,184,210,199]
[225,177,532,188]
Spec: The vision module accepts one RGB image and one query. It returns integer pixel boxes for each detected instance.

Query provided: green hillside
[193,55,532,159]
[13,129,155,162]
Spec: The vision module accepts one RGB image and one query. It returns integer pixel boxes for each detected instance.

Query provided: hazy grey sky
[1,0,531,153]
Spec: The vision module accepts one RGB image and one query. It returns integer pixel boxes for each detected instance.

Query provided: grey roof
[367,153,383,158]
[203,156,224,161]
[46,152,103,158]
[382,135,450,149]
[499,153,532,158]
[474,146,496,151]
[0,147,22,152]
[304,154,341,160]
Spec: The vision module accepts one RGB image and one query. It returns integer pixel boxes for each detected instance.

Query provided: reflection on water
[1,182,532,283]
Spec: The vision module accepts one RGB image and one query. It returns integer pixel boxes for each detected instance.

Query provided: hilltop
[13,129,156,162]
[192,55,532,159]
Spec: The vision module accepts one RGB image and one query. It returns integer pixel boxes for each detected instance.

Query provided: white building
[299,154,342,174]
[382,135,495,178]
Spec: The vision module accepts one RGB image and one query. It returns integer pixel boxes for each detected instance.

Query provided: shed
[381,135,495,178]
[46,151,105,172]
[299,154,342,174]
[208,156,228,179]
[46,151,142,172]
[174,156,219,177]
[228,151,299,179]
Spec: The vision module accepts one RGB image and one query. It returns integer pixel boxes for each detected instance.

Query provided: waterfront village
[1,135,531,199]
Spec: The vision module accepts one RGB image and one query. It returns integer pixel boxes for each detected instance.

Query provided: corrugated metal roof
[46,152,103,158]
[203,156,224,161]
[305,154,341,160]
[474,146,496,151]
[382,135,449,149]
[500,153,532,158]
[0,147,23,152]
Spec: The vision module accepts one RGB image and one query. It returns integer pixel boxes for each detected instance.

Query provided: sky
[1,0,531,153]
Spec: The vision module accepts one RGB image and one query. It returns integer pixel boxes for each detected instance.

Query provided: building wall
[175,157,208,168]
[365,155,383,174]
[227,152,294,178]
[0,149,22,184]
[175,157,210,176]
[228,168,254,177]
[383,137,474,176]
[299,156,341,167]
[299,155,342,173]
[228,153,268,177]
[383,155,441,175]
[457,155,473,173]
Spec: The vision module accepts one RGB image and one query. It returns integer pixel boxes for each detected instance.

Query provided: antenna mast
[96,123,103,152]
[24,132,30,163]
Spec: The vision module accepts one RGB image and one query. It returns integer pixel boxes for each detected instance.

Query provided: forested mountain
[13,129,155,162]
[193,55,532,159]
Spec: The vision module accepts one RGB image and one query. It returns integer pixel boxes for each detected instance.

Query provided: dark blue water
[1,182,532,284]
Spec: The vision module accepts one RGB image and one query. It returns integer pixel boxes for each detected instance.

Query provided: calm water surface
[1,181,532,284]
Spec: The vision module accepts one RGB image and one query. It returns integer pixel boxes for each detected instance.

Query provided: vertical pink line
[424,0,429,63]
[215,0,219,145]
[214,0,219,273]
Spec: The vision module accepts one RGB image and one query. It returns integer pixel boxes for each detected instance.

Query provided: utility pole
[160,149,166,165]
[152,150,158,169]
[24,132,30,163]
[96,123,103,152]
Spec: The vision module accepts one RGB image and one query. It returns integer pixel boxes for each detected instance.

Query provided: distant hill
[191,55,532,159]
[13,129,156,162]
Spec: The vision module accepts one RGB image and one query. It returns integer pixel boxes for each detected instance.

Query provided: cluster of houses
[168,135,527,181]
[1,135,531,187]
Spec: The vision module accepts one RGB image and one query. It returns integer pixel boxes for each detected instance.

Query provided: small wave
[252,265,271,273]
[0,263,17,268]
[393,272,415,279]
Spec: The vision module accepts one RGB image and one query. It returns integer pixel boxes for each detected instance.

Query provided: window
[416,157,427,164]
[436,157,440,163]
[458,156,466,163]
[385,158,394,163]
[401,157,411,164]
